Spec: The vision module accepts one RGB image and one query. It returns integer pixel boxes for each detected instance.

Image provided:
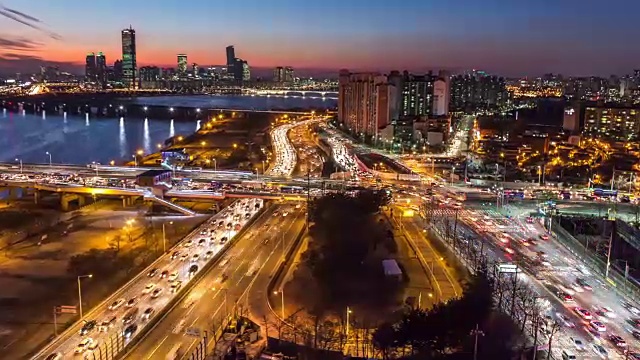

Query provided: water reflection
[0,113,195,164]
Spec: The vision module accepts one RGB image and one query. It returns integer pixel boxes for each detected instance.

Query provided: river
[0,95,335,165]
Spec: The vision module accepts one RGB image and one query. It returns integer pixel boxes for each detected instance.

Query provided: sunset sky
[1,0,639,77]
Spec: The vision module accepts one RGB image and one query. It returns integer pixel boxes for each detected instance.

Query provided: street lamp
[91,161,99,177]
[345,306,353,337]
[212,158,217,171]
[273,290,285,320]
[132,154,137,168]
[45,151,52,167]
[14,158,22,174]
[162,221,173,253]
[77,274,93,319]
[169,107,174,112]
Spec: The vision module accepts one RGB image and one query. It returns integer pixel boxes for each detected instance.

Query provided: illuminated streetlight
[137,149,144,156]
[14,158,22,173]
[196,108,201,113]
[157,143,162,149]
[143,106,148,111]
[233,143,238,149]
[273,290,285,319]
[119,105,123,110]
[177,136,184,142]
[110,160,115,166]
[45,151,52,167]
[169,107,174,112]
[77,274,93,319]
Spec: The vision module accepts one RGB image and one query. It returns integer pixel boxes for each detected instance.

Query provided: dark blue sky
[1,0,639,76]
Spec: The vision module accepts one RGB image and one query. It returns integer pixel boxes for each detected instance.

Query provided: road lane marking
[145,335,168,359]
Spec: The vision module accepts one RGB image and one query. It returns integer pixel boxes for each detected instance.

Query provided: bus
[592,188,617,199]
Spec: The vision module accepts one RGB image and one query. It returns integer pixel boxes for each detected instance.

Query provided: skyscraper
[338,70,393,138]
[85,52,96,81]
[177,54,187,75]
[121,27,137,88]
[273,67,284,82]
[96,52,106,85]
[401,72,434,117]
[226,46,235,67]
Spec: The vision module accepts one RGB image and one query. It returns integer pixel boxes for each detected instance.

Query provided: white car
[589,320,606,332]
[569,337,585,351]
[108,298,125,311]
[555,313,575,328]
[191,254,200,262]
[168,272,179,282]
[142,283,156,295]
[74,338,94,354]
[591,343,608,359]
[183,239,193,248]
[601,306,616,318]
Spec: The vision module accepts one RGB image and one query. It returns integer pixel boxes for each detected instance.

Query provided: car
[198,238,207,246]
[219,237,228,244]
[539,234,549,240]
[556,313,575,328]
[180,253,189,261]
[123,324,138,339]
[44,353,63,360]
[170,281,182,293]
[142,307,155,321]
[608,334,627,348]
[576,278,592,290]
[594,310,610,323]
[191,254,200,262]
[628,352,640,360]
[151,287,163,299]
[633,329,640,339]
[589,320,606,332]
[79,320,97,335]
[74,338,94,354]
[569,337,585,351]
[168,271,179,282]
[183,239,193,247]
[188,264,199,276]
[569,283,584,293]
[108,298,125,311]
[160,270,169,278]
[86,339,99,352]
[147,268,158,277]
[575,307,593,320]
[125,297,138,308]
[170,251,180,260]
[98,316,117,332]
[601,306,616,318]
[591,343,608,359]
[559,292,574,302]
[122,307,139,324]
[142,283,156,295]
[204,250,214,259]
[623,301,640,315]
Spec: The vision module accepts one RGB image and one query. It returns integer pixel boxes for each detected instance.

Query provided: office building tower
[95,52,106,84]
[139,66,161,81]
[177,54,187,75]
[273,66,284,82]
[284,67,294,82]
[450,70,506,112]
[226,46,235,67]
[121,27,137,88]
[113,59,123,82]
[242,61,250,81]
[401,72,434,117]
[338,69,394,138]
[192,63,199,77]
[85,52,96,81]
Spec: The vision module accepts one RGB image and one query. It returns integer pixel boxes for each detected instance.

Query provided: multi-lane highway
[122,203,305,360]
[35,198,264,360]
[267,118,322,177]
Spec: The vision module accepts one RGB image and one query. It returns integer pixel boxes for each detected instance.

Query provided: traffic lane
[121,205,282,359]
[41,200,262,359]
[181,211,304,359]
[123,207,301,360]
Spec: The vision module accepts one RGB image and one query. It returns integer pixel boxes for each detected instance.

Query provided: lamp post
[45,151,52,167]
[92,161,99,177]
[273,290,285,320]
[77,274,93,319]
[162,221,173,253]
[345,306,352,337]
[212,158,217,171]
[14,158,22,174]
[132,154,137,168]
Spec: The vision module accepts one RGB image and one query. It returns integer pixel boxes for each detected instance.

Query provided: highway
[122,204,305,360]
[267,118,322,177]
[423,198,640,359]
[34,198,264,360]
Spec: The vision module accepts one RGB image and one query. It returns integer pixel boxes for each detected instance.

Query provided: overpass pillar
[77,196,86,208]
[122,196,127,208]
[34,190,40,205]
[8,187,22,200]
[60,193,79,212]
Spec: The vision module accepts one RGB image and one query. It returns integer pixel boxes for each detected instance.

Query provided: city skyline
[1,0,640,77]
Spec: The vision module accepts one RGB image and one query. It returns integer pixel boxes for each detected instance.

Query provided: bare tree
[545,319,562,359]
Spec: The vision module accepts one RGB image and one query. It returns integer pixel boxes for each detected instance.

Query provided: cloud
[0,5,62,40]
[0,35,41,51]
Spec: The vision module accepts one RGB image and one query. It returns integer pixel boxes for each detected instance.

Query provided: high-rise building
[242,61,250,81]
[226,46,235,67]
[450,70,506,112]
[432,78,449,116]
[338,70,394,138]
[113,59,123,82]
[401,72,434,117]
[96,52,106,85]
[177,54,187,75]
[139,66,161,81]
[121,27,137,88]
[85,52,96,81]
[284,67,294,82]
[273,67,284,82]
[192,63,199,77]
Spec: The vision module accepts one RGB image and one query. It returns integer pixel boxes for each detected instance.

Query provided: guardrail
[114,202,270,360]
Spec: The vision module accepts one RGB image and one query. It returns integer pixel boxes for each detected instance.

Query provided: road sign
[56,305,78,314]
[496,263,518,273]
